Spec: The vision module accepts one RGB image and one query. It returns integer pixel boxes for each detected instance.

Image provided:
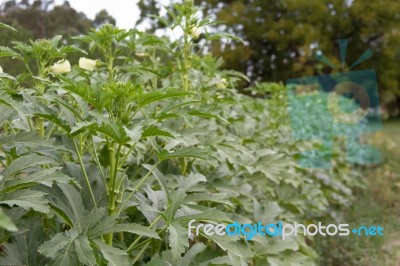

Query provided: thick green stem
[105,140,116,245]
[106,143,122,246]
[109,144,121,213]
[104,44,116,246]
[107,47,114,81]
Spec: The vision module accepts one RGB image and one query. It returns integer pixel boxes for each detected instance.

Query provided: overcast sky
[0,0,175,30]
[0,0,144,29]
[56,0,141,29]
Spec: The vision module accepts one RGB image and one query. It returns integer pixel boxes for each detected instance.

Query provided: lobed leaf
[0,208,18,232]
[0,189,49,213]
[2,154,55,180]
[158,147,212,161]
[168,223,189,260]
[39,229,96,266]
[93,239,130,266]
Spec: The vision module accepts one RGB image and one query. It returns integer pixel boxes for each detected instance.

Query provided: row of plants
[0,2,366,265]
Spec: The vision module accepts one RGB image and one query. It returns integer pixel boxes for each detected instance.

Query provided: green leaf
[165,189,186,222]
[204,256,233,265]
[221,69,251,83]
[58,184,87,224]
[0,46,19,58]
[207,32,244,44]
[253,237,299,256]
[175,208,231,223]
[0,92,29,120]
[209,234,253,259]
[0,216,46,265]
[71,121,128,144]
[0,189,49,213]
[35,113,71,132]
[58,78,113,110]
[160,100,201,114]
[101,223,160,239]
[184,193,233,206]
[0,106,13,127]
[178,172,206,192]
[267,253,315,266]
[177,243,206,266]
[168,223,189,260]
[0,132,62,150]
[142,126,175,138]
[1,168,74,194]
[93,239,130,266]
[74,235,97,266]
[158,147,212,161]
[0,207,17,232]
[0,72,16,80]
[0,22,17,32]
[39,230,96,266]
[46,184,87,228]
[143,164,170,202]
[49,204,74,228]
[188,110,229,124]
[124,124,143,142]
[138,89,192,108]
[2,154,55,179]
[40,94,83,121]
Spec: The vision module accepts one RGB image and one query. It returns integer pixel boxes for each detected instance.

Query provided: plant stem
[105,140,116,245]
[119,142,137,167]
[91,136,106,184]
[117,162,159,214]
[109,144,121,214]
[73,138,97,208]
[182,2,192,92]
[131,241,150,265]
[107,47,114,81]
[126,214,163,252]
[38,117,45,138]
[183,24,190,91]
[131,151,155,180]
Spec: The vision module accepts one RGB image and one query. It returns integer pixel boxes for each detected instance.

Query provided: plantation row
[0,3,364,265]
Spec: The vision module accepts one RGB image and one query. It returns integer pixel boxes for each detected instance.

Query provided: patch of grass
[315,119,400,266]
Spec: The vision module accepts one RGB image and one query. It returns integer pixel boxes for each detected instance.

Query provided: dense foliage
[0,2,367,265]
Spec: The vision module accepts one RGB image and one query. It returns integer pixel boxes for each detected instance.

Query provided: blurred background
[0,0,399,264]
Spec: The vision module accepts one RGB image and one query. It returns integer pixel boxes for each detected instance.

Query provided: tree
[138,0,400,116]
[93,9,116,28]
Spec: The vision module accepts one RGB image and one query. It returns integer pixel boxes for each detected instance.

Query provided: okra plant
[0,1,364,265]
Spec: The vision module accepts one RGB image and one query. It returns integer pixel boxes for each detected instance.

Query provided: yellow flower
[49,59,71,74]
[135,52,149,57]
[216,78,227,89]
[79,57,97,71]
[190,26,202,40]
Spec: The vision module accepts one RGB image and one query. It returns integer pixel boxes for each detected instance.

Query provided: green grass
[316,119,400,266]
